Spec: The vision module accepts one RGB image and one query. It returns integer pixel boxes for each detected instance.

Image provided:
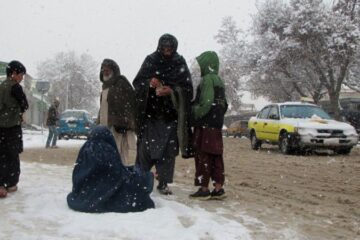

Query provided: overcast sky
[0,0,256,80]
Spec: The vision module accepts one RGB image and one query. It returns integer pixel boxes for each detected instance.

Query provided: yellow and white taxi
[248,102,359,154]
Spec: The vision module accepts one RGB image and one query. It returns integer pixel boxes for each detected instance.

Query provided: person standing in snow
[133,33,193,195]
[0,60,28,198]
[45,98,60,148]
[189,51,228,200]
[97,59,136,165]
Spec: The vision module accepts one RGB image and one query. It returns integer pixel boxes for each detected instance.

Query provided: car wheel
[335,147,352,155]
[250,132,261,150]
[279,132,293,154]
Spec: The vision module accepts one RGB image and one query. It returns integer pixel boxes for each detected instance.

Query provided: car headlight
[295,127,316,136]
[344,128,359,137]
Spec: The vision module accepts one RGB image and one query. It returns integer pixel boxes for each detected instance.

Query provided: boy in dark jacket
[189,51,228,200]
[0,60,28,198]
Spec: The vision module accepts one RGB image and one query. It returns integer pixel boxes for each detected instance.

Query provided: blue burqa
[67,126,155,213]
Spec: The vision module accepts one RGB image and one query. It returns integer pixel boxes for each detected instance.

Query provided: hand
[114,126,127,134]
[156,86,173,96]
[150,78,161,88]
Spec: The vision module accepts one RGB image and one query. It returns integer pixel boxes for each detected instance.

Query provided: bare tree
[37,51,100,115]
[215,16,247,114]
[245,0,360,119]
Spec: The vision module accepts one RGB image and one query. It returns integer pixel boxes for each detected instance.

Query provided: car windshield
[280,105,332,119]
[61,111,84,119]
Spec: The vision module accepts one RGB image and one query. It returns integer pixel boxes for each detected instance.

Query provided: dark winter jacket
[46,104,59,126]
[192,51,228,129]
[133,34,194,158]
[0,77,28,128]
[99,59,136,131]
[67,126,155,213]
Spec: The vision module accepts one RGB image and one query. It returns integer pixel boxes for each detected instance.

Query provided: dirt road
[22,138,360,239]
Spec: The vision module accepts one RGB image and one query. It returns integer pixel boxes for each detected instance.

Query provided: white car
[248,102,359,154]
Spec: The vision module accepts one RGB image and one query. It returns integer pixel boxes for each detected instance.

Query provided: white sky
[0,0,256,80]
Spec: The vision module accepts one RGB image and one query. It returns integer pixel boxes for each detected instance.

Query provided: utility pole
[35,80,50,135]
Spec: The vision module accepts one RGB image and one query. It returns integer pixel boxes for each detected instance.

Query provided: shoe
[51,145,59,149]
[0,186,7,198]
[157,182,172,195]
[189,188,211,200]
[45,146,50,149]
[210,188,226,200]
[7,185,18,193]
[158,186,173,195]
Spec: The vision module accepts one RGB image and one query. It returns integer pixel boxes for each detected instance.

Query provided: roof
[62,109,90,114]
[266,102,317,107]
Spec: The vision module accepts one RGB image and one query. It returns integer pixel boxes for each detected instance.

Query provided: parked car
[248,102,359,154]
[225,120,249,138]
[57,109,94,139]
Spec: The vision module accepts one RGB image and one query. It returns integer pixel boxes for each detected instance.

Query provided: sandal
[7,185,18,193]
[0,186,7,198]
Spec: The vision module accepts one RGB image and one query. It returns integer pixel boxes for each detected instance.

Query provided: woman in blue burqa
[67,126,155,213]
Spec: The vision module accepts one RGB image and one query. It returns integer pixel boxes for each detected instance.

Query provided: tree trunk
[328,91,341,120]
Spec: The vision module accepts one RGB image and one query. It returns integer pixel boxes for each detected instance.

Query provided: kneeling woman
[67,126,155,213]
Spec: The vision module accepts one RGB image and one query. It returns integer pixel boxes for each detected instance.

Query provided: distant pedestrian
[97,59,136,165]
[133,33,194,195]
[189,51,228,200]
[0,60,28,198]
[45,98,60,148]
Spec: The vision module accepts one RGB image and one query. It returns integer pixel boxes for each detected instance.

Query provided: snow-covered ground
[22,129,86,149]
[0,130,251,239]
[0,162,253,240]
[0,130,307,239]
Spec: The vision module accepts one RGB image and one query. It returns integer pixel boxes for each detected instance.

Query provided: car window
[280,105,332,119]
[258,107,271,119]
[268,106,279,119]
[61,111,85,120]
[85,113,91,121]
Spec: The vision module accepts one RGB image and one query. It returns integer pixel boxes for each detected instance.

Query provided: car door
[253,106,271,140]
[263,105,280,142]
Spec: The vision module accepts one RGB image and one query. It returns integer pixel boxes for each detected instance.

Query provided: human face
[11,72,25,83]
[102,66,113,81]
[161,47,173,58]
[102,66,113,78]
